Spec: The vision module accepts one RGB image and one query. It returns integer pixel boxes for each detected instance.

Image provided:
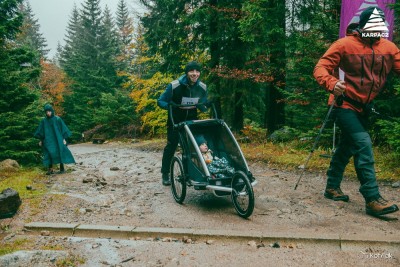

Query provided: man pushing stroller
[157,61,208,185]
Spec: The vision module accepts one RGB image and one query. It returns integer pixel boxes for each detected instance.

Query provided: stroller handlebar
[168,101,218,127]
[168,102,209,108]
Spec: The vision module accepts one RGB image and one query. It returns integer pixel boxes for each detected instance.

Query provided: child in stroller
[195,134,213,164]
[195,134,235,179]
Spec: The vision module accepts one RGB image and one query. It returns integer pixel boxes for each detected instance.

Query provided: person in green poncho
[34,104,75,175]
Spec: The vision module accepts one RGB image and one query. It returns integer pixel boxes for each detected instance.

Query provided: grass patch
[241,140,400,182]
[55,254,86,267]
[0,238,32,256]
[0,167,47,198]
[373,147,400,181]
[130,138,165,151]
[0,167,51,229]
[242,141,331,170]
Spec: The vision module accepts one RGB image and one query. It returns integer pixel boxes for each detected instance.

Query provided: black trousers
[161,126,180,174]
[326,108,379,201]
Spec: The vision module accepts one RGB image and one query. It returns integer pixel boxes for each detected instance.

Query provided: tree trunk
[208,0,222,118]
[232,91,243,130]
[265,82,284,133]
[264,0,286,134]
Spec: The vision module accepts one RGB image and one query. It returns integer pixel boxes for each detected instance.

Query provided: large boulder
[0,188,22,219]
[0,159,20,172]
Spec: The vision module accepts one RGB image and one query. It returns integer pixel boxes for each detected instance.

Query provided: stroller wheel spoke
[237,191,248,197]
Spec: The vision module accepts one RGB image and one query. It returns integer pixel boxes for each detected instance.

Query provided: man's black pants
[161,126,179,174]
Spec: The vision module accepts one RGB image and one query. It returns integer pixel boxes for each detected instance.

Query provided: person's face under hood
[44,104,55,118]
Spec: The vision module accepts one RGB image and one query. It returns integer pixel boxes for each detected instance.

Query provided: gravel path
[1,141,399,266]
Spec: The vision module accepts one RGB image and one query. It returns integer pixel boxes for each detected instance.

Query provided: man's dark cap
[359,6,385,29]
[185,61,201,74]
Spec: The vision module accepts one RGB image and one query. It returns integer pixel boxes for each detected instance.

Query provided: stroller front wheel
[231,171,254,218]
[170,156,187,204]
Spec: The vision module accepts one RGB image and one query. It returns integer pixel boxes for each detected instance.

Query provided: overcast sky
[29,0,145,58]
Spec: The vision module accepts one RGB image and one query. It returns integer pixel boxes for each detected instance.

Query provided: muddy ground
[1,141,399,266]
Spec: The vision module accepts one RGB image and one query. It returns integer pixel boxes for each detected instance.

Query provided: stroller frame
[168,102,256,218]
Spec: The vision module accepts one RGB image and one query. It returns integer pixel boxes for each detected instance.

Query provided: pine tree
[16,0,49,59]
[130,23,152,78]
[116,0,134,48]
[61,0,104,134]
[139,0,199,73]
[59,4,82,77]
[99,6,120,86]
[115,0,135,72]
[0,0,41,163]
[60,0,125,136]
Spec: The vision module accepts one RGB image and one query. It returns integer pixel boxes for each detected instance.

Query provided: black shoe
[366,197,399,216]
[46,169,54,175]
[324,188,349,202]
[162,173,171,186]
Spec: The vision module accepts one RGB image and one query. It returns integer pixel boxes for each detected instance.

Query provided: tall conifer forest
[2,0,400,165]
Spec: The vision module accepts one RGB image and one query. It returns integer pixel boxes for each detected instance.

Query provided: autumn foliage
[38,60,68,115]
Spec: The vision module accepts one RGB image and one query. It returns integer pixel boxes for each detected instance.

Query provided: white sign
[181,97,199,105]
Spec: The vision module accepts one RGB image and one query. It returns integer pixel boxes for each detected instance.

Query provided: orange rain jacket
[314,31,400,112]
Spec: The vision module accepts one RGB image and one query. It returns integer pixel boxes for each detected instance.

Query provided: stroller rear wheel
[170,156,186,203]
[231,171,254,218]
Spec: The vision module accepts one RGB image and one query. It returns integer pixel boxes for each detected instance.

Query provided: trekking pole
[332,122,336,153]
[294,97,337,190]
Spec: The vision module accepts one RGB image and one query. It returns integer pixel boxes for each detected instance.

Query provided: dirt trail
[38,142,400,235]
[1,141,399,266]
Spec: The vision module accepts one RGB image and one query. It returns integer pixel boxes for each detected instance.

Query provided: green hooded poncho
[34,104,75,166]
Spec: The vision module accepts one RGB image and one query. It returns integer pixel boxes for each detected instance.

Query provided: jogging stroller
[168,102,256,218]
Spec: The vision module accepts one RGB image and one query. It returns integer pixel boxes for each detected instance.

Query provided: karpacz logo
[361,31,389,38]
[362,7,389,38]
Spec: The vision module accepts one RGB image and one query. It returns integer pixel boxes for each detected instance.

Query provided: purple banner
[339,0,395,39]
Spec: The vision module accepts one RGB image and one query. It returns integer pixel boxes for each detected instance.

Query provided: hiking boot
[366,197,399,216]
[162,173,171,186]
[324,188,349,202]
[59,164,65,173]
[46,169,54,175]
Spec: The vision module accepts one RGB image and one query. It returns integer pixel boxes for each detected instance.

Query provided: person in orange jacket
[313,6,399,217]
